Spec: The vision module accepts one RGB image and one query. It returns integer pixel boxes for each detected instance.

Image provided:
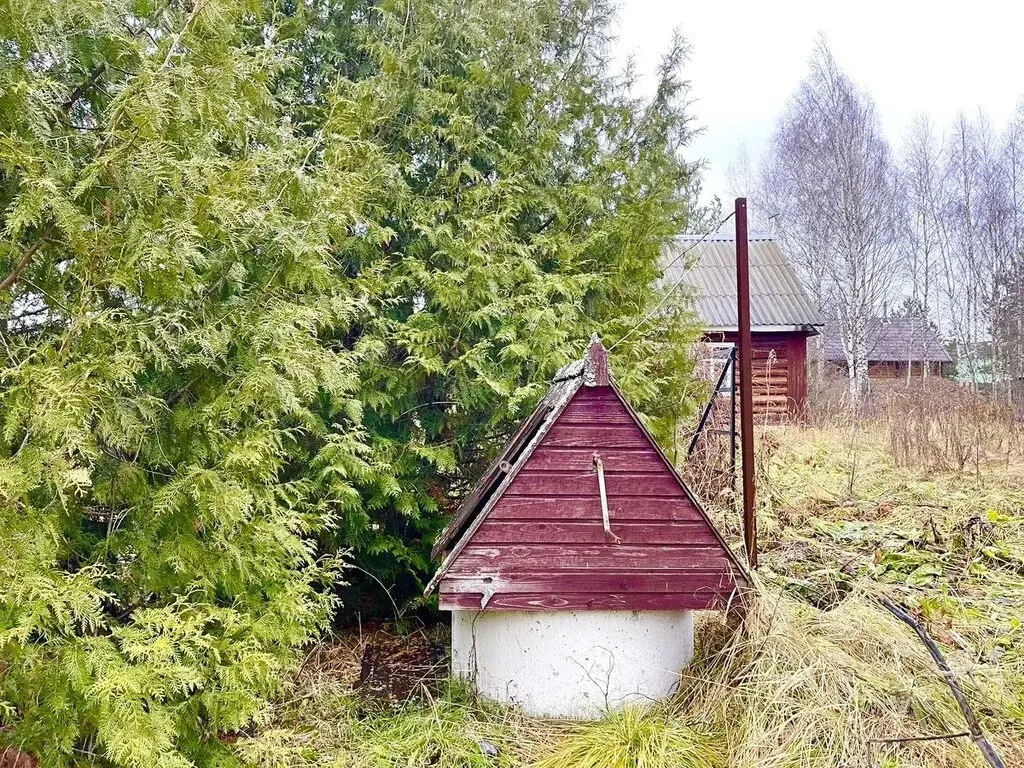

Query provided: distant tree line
[752,39,1024,402]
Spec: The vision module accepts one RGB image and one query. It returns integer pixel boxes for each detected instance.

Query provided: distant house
[820,316,953,380]
[954,342,996,387]
[663,235,823,421]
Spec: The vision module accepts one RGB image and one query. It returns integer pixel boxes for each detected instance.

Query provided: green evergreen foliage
[0,1,377,764]
[0,0,705,764]
[277,0,711,608]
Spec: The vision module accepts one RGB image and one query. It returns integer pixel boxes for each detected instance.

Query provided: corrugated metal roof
[821,318,952,363]
[662,235,822,331]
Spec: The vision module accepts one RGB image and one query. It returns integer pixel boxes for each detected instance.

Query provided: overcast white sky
[612,0,1024,206]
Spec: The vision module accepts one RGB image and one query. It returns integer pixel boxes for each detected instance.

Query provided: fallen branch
[870,731,970,744]
[878,595,1006,768]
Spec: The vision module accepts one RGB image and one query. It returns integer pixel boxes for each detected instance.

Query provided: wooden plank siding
[471,520,718,545]
[706,330,810,423]
[439,593,735,611]
[437,386,744,612]
[788,332,808,420]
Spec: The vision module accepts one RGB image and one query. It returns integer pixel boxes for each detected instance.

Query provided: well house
[425,338,747,718]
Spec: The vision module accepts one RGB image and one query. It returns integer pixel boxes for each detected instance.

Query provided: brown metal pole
[735,198,757,569]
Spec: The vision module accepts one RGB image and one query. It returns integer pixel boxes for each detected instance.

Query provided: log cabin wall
[828,360,949,380]
[705,330,809,424]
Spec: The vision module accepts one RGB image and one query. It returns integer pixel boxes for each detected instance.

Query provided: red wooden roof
[425,338,749,611]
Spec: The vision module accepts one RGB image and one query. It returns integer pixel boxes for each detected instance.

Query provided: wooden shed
[425,338,748,718]
[821,316,953,381]
[663,235,822,422]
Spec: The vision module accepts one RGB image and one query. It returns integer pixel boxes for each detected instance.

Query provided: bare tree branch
[0,226,53,293]
[878,596,1006,768]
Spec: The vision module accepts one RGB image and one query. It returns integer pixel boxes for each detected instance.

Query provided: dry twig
[878,595,1006,768]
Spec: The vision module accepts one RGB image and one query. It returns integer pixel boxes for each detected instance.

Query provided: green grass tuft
[347,693,517,768]
[535,706,722,768]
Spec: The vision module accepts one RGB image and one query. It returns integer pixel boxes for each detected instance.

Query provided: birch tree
[762,39,902,403]
[896,107,1024,394]
[940,114,986,381]
[1002,105,1024,388]
[901,116,944,320]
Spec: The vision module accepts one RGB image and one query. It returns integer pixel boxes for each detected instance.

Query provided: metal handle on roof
[593,454,620,544]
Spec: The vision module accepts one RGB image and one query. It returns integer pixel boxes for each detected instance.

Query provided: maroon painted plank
[506,470,684,497]
[439,571,736,594]
[438,592,733,611]
[788,332,807,419]
[449,544,732,572]
[472,520,720,546]
[558,399,635,425]
[713,331,794,344]
[541,424,651,449]
[526,447,665,472]
[487,496,702,522]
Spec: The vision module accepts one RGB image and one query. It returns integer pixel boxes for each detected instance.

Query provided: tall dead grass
[884,384,1024,472]
[236,380,1024,768]
[705,580,1015,765]
[804,371,1024,473]
[680,583,1023,767]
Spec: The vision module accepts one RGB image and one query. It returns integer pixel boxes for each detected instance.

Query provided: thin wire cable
[608,210,736,352]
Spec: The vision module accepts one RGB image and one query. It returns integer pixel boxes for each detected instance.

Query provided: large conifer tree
[0,1,705,764]
[283,0,711,608]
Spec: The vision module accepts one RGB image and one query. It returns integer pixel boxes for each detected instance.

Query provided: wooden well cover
[426,338,748,612]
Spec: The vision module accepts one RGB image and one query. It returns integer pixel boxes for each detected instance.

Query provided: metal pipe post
[735,198,757,569]
[730,346,737,504]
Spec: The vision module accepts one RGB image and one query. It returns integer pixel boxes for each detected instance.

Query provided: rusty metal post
[735,198,757,569]
[730,346,737,505]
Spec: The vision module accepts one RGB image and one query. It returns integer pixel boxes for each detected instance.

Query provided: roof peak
[584,336,610,387]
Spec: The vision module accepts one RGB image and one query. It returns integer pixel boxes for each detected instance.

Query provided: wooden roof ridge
[424,337,751,599]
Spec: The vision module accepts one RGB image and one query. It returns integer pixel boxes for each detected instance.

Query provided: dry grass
[237,400,1024,767]
[884,384,1024,472]
[730,416,1024,766]
[678,587,1014,767]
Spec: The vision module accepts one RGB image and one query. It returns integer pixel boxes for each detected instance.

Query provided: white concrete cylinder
[451,609,694,719]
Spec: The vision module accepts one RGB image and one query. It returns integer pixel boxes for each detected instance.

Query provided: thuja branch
[0,226,52,293]
[162,0,211,69]
[61,63,107,116]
